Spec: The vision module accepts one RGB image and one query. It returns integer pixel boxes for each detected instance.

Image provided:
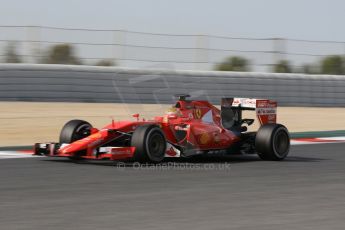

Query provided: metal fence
[1,25,345,72]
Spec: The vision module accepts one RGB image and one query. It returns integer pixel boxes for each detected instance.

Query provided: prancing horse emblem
[195,108,202,119]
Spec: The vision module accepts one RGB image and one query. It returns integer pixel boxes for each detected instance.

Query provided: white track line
[291,136,345,145]
[1,138,345,160]
[290,141,314,145]
[318,136,345,141]
[0,151,40,159]
[290,141,336,145]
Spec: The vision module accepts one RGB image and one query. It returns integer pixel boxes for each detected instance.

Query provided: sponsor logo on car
[199,133,210,145]
[195,108,202,119]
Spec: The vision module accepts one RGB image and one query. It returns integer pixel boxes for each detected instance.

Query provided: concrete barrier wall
[0,64,345,106]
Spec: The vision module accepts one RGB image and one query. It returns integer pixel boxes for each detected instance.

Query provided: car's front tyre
[59,120,93,161]
[59,120,93,144]
[131,124,166,163]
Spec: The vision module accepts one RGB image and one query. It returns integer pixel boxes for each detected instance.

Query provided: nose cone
[59,141,85,154]
[59,132,105,154]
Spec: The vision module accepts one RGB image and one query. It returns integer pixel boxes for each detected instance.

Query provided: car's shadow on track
[41,154,328,168]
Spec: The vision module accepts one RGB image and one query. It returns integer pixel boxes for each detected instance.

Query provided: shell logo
[199,133,210,145]
[166,147,177,156]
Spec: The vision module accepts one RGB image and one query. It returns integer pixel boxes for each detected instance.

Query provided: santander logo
[166,147,177,156]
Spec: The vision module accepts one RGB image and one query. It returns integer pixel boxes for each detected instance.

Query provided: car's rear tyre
[255,124,290,161]
[131,124,166,163]
[59,120,93,144]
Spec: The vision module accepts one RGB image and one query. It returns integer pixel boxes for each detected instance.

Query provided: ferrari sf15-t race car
[34,95,290,162]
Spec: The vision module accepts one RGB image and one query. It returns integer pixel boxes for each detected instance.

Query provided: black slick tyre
[59,120,93,144]
[59,120,92,161]
[130,124,166,163]
[255,124,290,161]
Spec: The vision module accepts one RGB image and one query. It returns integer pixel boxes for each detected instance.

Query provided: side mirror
[132,113,140,121]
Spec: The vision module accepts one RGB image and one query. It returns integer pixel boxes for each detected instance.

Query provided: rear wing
[221,98,277,125]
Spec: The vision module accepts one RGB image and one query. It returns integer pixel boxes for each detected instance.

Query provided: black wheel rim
[148,132,165,159]
[273,130,289,157]
[72,124,91,141]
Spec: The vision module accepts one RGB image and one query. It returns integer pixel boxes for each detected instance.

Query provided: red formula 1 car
[34,95,290,162]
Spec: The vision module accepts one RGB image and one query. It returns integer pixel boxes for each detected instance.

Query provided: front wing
[34,142,181,160]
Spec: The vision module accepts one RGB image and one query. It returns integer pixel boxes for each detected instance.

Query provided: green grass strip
[290,130,345,139]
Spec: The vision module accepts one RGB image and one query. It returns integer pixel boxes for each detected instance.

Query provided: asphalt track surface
[1,143,344,230]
